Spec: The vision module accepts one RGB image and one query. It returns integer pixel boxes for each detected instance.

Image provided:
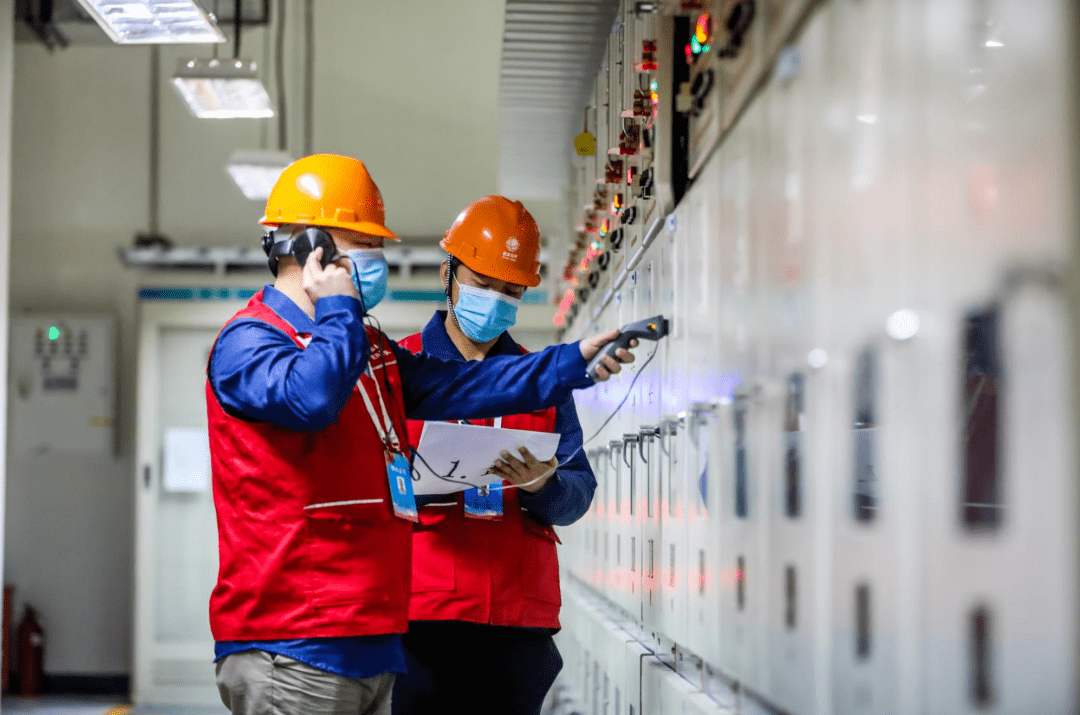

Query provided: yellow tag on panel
[574,132,597,156]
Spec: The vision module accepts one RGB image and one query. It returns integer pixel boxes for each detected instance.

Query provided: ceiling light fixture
[225,150,293,200]
[172,58,274,119]
[73,0,226,44]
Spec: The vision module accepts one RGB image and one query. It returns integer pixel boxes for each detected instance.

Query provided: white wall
[1068,3,1080,707]
[0,0,14,686]
[4,0,524,676]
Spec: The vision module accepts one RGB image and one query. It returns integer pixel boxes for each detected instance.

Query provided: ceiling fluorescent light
[172,58,274,119]
[226,150,293,200]
[73,0,226,44]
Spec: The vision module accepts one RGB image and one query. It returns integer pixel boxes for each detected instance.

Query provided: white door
[133,301,241,708]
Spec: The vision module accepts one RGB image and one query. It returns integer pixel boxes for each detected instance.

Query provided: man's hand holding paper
[412,421,562,496]
[489,446,559,493]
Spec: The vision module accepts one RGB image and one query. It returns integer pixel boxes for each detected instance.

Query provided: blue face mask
[346,248,388,311]
[452,283,521,343]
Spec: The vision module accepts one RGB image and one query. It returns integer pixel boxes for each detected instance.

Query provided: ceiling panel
[498,0,617,200]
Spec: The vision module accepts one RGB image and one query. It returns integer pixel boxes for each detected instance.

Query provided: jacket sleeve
[517,395,597,526]
[391,341,595,422]
[208,296,369,431]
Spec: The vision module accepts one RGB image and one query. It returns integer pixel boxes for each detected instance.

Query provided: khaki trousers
[216,650,394,715]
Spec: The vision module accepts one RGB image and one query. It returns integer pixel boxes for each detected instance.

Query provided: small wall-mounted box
[9,314,116,457]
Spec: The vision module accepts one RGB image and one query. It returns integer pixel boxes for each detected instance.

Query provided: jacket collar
[261,285,316,335]
[420,310,521,360]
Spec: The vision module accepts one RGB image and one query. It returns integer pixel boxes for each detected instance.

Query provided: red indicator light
[639,40,658,72]
[695,13,711,44]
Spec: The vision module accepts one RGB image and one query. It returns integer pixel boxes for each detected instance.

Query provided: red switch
[605,159,625,184]
[637,40,658,72]
[619,124,641,155]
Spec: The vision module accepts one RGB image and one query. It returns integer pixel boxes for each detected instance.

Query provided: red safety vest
[206,291,413,640]
[398,331,562,629]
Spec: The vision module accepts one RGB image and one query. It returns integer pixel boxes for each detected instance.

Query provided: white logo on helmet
[506,237,520,253]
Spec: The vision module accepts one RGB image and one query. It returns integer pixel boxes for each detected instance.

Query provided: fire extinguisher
[15,605,43,696]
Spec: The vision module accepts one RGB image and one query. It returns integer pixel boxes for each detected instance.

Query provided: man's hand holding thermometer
[584,315,670,381]
[492,315,672,489]
[578,329,639,381]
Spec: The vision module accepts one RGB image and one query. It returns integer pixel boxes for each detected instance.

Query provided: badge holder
[464,481,504,520]
[387,451,418,522]
[359,367,418,522]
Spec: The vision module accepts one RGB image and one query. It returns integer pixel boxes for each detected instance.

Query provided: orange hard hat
[441,196,542,288]
[260,154,399,240]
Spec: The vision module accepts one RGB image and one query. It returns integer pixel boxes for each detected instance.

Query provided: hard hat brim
[260,215,401,241]
[443,240,542,288]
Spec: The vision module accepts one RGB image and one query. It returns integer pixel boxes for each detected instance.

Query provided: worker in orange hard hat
[208,159,637,715]
[393,196,596,715]
[259,153,400,238]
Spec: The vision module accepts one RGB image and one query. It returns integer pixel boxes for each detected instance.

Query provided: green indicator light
[690,36,702,54]
[47,326,60,341]
[650,80,658,91]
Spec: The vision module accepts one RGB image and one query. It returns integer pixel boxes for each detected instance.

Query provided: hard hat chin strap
[445,254,463,329]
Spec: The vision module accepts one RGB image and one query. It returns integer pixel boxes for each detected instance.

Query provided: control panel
[10,314,116,457]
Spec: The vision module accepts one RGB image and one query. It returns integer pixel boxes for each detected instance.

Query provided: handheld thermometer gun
[586,315,670,381]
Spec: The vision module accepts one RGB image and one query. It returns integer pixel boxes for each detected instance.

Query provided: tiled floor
[1,697,121,715]
[1,698,228,714]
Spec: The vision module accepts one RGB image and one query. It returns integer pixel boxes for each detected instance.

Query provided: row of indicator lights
[558,194,633,325]
[34,325,88,356]
[561,39,665,327]
[685,13,712,62]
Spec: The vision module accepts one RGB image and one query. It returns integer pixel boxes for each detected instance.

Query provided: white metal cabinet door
[717,74,773,698]
[717,390,765,689]
[762,6,834,712]
[622,637,653,715]
[635,250,665,632]
[659,664,737,715]
[912,0,1079,710]
[921,289,1078,714]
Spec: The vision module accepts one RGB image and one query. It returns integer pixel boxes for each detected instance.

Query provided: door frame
[132,300,243,706]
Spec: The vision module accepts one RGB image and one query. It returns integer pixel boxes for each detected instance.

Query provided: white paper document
[163,427,212,493]
[412,421,561,496]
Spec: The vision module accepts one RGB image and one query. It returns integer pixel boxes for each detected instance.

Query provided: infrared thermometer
[587,315,670,381]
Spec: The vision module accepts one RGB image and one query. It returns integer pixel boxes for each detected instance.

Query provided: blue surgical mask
[453,283,521,343]
[346,248,388,311]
